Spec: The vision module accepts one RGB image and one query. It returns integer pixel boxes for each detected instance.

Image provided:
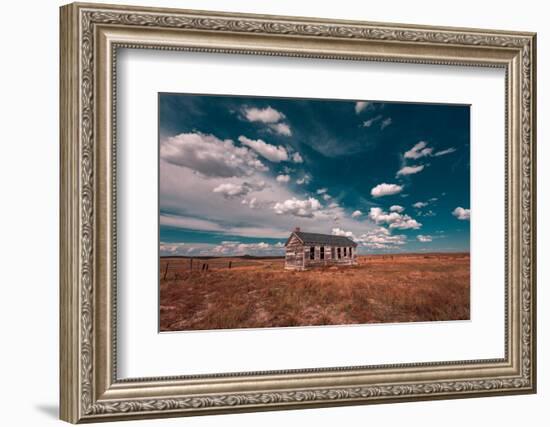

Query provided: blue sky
[159,93,470,257]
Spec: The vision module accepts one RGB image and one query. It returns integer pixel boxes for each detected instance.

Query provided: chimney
[294,227,301,232]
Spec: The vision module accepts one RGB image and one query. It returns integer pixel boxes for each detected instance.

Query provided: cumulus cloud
[161,132,268,177]
[242,106,285,123]
[241,197,258,209]
[322,194,332,201]
[316,188,328,194]
[390,205,404,213]
[161,240,287,257]
[417,235,433,242]
[355,101,369,114]
[159,242,188,256]
[212,181,266,199]
[396,164,425,177]
[292,152,303,163]
[242,106,293,136]
[276,174,290,183]
[433,147,457,157]
[351,210,362,218]
[452,207,470,220]
[368,207,421,230]
[273,197,322,218]
[404,141,433,160]
[356,227,407,250]
[332,227,356,239]
[380,117,392,130]
[371,183,404,197]
[238,135,289,162]
[211,240,285,256]
[269,122,292,136]
[413,201,428,209]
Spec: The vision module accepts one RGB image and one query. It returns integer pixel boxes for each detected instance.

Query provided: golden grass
[159,253,470,331]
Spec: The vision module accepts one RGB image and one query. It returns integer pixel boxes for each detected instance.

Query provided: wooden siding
[285,235,357,270]
[284,234,305,270]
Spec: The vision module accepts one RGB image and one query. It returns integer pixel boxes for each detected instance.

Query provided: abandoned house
[284,227,358,270]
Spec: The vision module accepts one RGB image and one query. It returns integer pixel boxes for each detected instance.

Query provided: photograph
[55,3,536,422]
[158,93,471,332]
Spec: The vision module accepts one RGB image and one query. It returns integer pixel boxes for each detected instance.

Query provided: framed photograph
[60,2,537,423]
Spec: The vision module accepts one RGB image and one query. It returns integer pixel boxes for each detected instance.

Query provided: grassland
[159,253,470,332]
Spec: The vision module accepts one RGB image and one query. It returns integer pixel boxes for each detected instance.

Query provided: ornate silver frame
[60,2,536,423]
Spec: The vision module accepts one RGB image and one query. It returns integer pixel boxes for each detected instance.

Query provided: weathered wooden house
[284,227,358,270]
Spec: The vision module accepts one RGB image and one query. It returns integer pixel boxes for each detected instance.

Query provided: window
[320,246,325,260]
[337,247,341,259]
[344,247,347,257]
[310,246,315,260]
[331,247,335,259]
[349,247,353,258]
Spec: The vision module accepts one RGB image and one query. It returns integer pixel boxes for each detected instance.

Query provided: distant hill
[160,255,285,260]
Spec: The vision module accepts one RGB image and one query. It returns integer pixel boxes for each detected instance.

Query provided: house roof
[286,231,358,247]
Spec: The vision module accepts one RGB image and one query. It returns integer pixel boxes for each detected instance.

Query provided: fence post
[229,261,232,269]
[163,261,169,281]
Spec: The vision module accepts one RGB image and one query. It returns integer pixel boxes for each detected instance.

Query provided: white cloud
[452,207,470,220]
[269,122,292,136]
[160,240,287,257]
[396,164,425,177]
[211,240,285,256]
[238,135,289,162]
[356,227,407,250]
[276,174,290,183]
[390,217,422,230]
[160,214,224,233]
[351,210,362,218]
[404,141,433,160]
[322,194,332,201]
[368,207,402,225]
[161,132,268,177]
[355,101,369,114]
[242,106,292,136]
[413,201,428,209]
[371,183,404,197]
[161,160,380,245]
[273,197,322,218]
[434,147,457,157]
[316,188,328,194]
[292,152,303,163]
[296,174,311,185]
[390,205,404,213]
[362,115,382,127]
[159,242,187,256]
[332,227,356,239]
[362,115,391,130]
[380,117,392,130]
[242,106,285,123]
[368,207,422,230]
[241,197,258,209]
[212,181,266,199]
[417,235,433,242]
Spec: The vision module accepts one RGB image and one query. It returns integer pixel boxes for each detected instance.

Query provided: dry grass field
[159,253,470,332]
